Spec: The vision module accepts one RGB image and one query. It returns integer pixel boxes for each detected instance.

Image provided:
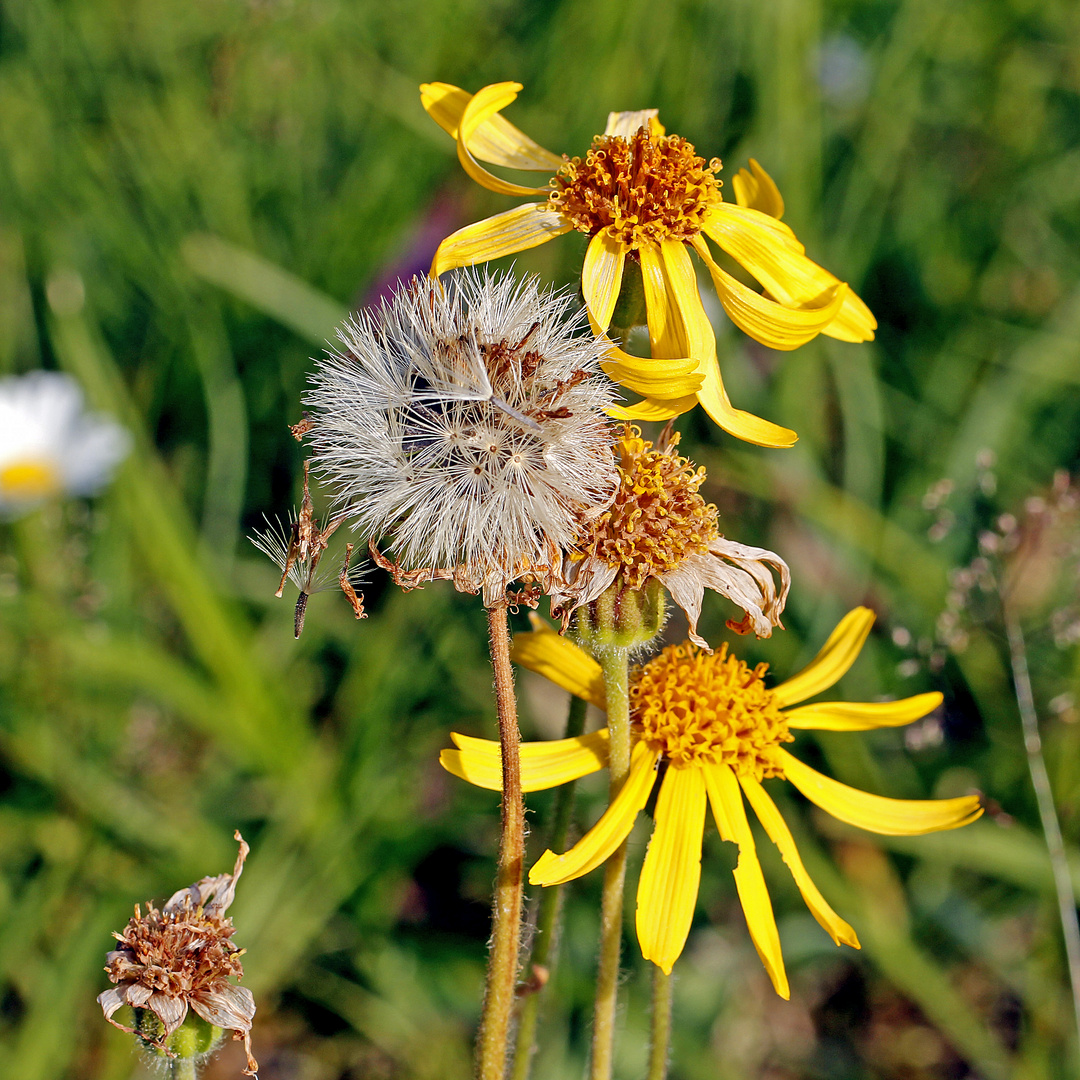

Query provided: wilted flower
[98,832,258,1075]
[303,269,619,607]
[443,609,982,990]
[420,81,876,446]
[550,425,789,644]
[251,463,367,636]
[0,371,128,517]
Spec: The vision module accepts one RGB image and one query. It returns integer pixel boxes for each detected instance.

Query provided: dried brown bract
[98,832,258,1076]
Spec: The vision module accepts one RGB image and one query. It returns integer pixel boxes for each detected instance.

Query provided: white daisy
[0,371,129,517]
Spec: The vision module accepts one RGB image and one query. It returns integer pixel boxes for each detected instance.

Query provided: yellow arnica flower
[420,81,877,448]
[440,608,982,993]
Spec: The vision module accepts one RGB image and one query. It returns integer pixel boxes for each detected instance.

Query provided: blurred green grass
[1,0,1079,1077]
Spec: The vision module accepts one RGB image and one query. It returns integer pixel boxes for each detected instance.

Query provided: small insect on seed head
[303,269,619,607]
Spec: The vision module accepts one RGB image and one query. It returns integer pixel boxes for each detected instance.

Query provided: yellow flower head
[440,609,982,993]
[420,81,877,447]
[551,426,789,643]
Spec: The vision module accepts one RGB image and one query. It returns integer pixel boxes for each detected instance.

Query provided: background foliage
[1,0,1079,1076]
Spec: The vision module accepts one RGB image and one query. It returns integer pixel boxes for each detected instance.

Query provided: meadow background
[1,0,1079,1076]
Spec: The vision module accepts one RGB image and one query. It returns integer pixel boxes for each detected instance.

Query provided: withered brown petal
[190,984,256,1030]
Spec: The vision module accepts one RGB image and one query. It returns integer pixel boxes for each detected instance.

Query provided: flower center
[572,426,718,588]
[630,642,792,776]
[0,458,61,500]
[549,129,722,248]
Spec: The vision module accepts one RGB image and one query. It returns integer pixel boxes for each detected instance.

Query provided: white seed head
[303,270,619,605]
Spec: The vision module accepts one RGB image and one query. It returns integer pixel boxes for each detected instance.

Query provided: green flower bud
[576,577,666,654]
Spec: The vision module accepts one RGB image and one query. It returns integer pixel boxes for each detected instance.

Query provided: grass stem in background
[646,967,673,1080]
[591,647,631,1080]
[1004,605,1080,1058]
[476,603,526,1080]
[512,692,589,1080]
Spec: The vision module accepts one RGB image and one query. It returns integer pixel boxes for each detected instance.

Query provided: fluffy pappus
[303,270,619,606]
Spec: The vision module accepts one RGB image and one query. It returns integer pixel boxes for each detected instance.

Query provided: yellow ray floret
[441,609,982,989]
[421,80,876,446]
[440,729,609,792]
[529,743,660,886]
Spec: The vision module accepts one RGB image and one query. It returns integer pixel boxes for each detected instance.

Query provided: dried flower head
[550,426,789,644]
[98,832,258,1076]
[303,269,619,607]
[250,463,366,636]
[0,371,129,517]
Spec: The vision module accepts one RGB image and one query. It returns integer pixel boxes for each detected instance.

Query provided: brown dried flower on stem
[550,425,789,646]
[98,832,258,1076]
[251,461,366,636]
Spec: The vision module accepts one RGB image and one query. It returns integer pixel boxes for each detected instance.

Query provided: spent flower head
[420,81,876,446]
[250,462,366,636]
[550,425,789,645]
[303,269,619,607]
[0,371,129,518]
[98,832,258,1076]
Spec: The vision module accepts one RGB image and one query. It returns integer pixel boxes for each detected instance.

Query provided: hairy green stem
[512,692,589,1080]
[170,1058,198,1080]
[646,967,673,1080]
[591,647,631,1080]
[1004,606,1080,1057]
[476,603,526,1080]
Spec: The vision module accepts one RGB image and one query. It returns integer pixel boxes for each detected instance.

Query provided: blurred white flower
[0,371,129,517]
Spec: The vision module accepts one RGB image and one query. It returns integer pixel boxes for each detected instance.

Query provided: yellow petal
[708,204,876,344]
[530,744,661,886]
[636,765,706,975]
[582,237,702,398]
[740,776,860,948]
[510,618,605,709]
[600,354,704,399]
[779,750,984,835]
[823,289,878,344]
[691,234,847,352]
[420,81,563,171]
[604,110,665,138]
[772,607,875,708]
[431,204,572,278]
[607,395,699,422]
[456,83,553,196]
[785,692,943,731]
[581,230,626,334]
[440,729,610,792]
[705,763,790,998]
[731,159,785,219]
[640,243,689,358]
[658,239,798,447]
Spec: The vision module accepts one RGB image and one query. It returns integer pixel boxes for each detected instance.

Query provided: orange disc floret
[549,130,722,248]
[630,641,793,778]
[574,426,719,589]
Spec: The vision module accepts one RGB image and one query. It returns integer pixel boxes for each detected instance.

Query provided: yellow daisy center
[573,426,718,588]
[549,130,722,248]
[0,459,61,500]
[631,642,793,777]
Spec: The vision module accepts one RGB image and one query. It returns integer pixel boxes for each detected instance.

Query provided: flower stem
[646,967,673,1080]
[170,1058,198,1080]
[1004,605,1080,1057]
[476,602,526,1080]
[591,646,631,1080]
[512,692,589,1080]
